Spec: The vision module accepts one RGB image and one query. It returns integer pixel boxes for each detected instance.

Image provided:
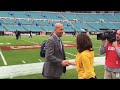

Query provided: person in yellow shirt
[69,33,96,79]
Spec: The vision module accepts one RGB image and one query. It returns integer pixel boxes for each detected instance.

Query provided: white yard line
[63,41,73,43]
[66,56,71,59]
[0,43,3,45]
[7,43,10,44]
[11,36,38,45]
[65,52,76,56]
[38,59,42,62]
[22,60,26,63]
[21,39,38,44]
[0,51,7,65]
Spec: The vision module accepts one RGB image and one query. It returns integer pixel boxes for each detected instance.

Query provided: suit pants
[44,76,60,79]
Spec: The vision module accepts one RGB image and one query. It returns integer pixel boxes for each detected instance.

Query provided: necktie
[58,38,66,73]
[58,39,66,73]
[58,38,62,49]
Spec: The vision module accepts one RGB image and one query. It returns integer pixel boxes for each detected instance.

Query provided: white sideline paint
[0,43,3,44]
[63,41,73,43]
[0,43,11,45]
[0,56,105,79]
[65,52,76,56]
[0,51,7,65]
[22,61,26,63]
[7,43,10,44]
[66,57,70,59]
[21,39,38,44]
[38,59,42,62]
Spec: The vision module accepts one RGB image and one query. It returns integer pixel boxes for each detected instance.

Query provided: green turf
[0,36,50,46]
[1,49,44,65]
[0,35,105,66]
[0,35,105,79]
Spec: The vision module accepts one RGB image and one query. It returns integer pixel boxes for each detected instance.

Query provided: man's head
[116,30,120,41]
[54,23,64,37]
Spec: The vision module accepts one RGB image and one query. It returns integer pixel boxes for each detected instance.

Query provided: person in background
[15,29,20,40]
[29,30,32,38]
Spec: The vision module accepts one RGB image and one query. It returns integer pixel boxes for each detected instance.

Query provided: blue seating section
[102,14,119,22]
[77,14,96,22]
[87,23,106,31]
[3,25,25,31]
[0,11,12,18]
[9,11,30,18]
[0,26,5,31]
[0,11,120,32]
[63,13,81,21]
[23,25,44,32]
[89,14,109,22]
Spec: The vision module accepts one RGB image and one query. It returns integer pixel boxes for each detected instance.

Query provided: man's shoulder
[47,36,55,43]
[50,35,57,40]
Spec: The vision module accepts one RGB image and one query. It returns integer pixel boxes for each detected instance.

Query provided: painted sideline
[0,57,105,79]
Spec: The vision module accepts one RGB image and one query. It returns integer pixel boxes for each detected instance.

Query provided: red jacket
[106,42,120,68]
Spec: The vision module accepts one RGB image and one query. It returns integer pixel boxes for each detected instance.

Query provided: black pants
[89,76,97,79]
[29,35,32,38]
[16,35,19,40]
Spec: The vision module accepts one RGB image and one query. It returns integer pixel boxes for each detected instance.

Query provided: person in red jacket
[100,30,120,79]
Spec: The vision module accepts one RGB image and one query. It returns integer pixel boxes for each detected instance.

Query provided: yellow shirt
[75,49,96,79]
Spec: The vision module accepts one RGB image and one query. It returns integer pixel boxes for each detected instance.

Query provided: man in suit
[42,23,69,79]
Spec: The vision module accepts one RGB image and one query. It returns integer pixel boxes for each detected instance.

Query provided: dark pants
[16,35,19,40]
[29,35,32,38]
[44,76,60,79]
[89,76,97,79]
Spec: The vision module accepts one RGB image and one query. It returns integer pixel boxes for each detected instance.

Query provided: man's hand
[61,60,69,66]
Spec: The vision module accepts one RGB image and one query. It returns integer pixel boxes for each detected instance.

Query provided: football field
[0,35,105,79]
[0,35,104,66]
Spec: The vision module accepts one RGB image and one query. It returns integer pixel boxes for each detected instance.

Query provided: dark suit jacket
[42,35,66,78]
